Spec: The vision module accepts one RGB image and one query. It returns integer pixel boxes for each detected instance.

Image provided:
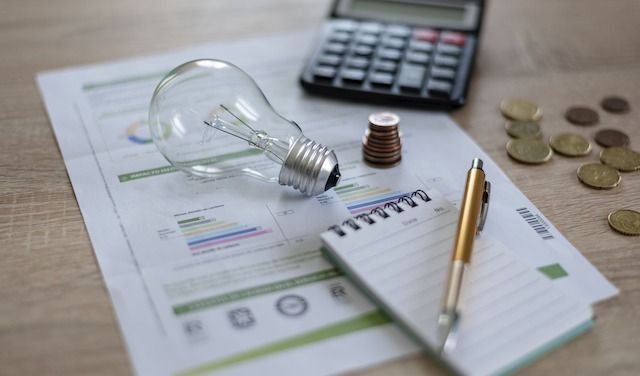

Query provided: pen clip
[477,180,491,233]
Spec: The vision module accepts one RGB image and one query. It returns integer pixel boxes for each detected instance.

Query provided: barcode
[516,207,554,240]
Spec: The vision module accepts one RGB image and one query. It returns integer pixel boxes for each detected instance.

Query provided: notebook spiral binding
[328,189,431,236]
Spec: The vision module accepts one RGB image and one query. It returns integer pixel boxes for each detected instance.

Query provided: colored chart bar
[176,216,272,254]
[334,183,406,215]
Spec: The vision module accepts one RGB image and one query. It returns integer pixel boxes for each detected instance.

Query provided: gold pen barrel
[440,159,489,348]
[452,165,486,263]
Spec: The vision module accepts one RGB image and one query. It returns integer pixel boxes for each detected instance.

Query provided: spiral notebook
[320,190,593,376]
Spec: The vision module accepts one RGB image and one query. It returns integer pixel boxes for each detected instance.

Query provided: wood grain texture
[0,0,638,375]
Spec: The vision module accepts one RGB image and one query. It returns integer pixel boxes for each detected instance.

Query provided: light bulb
[148,59,341,196]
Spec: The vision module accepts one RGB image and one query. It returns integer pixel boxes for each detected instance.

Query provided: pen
[438,158,491,353]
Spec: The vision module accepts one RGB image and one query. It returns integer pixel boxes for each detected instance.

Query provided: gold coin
[500,99,543,121]
[549,133,592,157]
[600,147,640,172]
[505,121,542,139]
[576,163,621,189]
[608,209,640,236]
[506,139,553,164]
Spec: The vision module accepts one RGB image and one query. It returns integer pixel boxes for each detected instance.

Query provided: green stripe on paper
[173,268,342,315]
[175,310,391,376]
[177,217,204,225]
[117,148,262,182]
[538,263,569,280]
[82,72,166,91]
[333,183,357,192]
[83,71,210,91]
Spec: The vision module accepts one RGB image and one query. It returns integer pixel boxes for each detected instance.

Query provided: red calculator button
[441,31,466,46]
[413,28,439,43]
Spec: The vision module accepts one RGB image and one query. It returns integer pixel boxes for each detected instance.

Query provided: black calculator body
[300,0,485,109]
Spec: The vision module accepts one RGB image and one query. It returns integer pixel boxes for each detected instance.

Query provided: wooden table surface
[1,0,639,375]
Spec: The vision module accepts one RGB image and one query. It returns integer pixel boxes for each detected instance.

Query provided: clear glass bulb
[148,59,341,196]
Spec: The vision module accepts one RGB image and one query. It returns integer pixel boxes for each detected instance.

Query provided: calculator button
[346,57,370,69]
[324,43,347,55]
[332,20,358,33]
[406,52,430,64]
[359,22,383,34]
[382,37,405,49]
[353,45,374,56]
[369,72,394,86]
[385,25,411,38]
[313,66,337,80]
[440,31,466,46]
[378,48,402,61]
[372,60,397,72]
[413,28,439,43]
[430,66,456,81]
[408,40,434,53]
[317,54,342,66]
[355,34,378,46]
[436,43,462,56]
[398,64,426,91]
[426,79,453,96]
[341,68,366,82]
[329,32,352,43]
[434,54,459,68]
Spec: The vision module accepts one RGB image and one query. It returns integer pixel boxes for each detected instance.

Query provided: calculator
[300,0,484,109]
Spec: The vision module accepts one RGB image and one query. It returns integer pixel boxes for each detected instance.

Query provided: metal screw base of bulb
[279,136,341,196]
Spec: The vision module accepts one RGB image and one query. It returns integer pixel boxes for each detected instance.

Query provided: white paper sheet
[37,31,616,376]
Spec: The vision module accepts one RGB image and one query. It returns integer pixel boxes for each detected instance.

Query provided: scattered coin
[363,112,402,167]
[576,163,621,189]
[549,132,592,157]
[506,139,553,164]
[594,129,630,148]
[601,96,630,114]
[565,106,599,126]
[600,147,640,172]
[500,99,543,121]
[607,209,640,236]
[505,120,542,139]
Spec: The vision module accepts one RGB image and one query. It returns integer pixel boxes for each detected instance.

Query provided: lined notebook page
[321,196,592,376]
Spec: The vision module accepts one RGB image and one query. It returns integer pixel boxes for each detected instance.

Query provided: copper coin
[565,106,599,126]
[362,135,401,147]
[363,143,402,154]
[363,148,402,159]
[367,129,400,139]
[594,129,630,148]
[601,96,630,114]
[369,112,400,128]
[364,158,402,168]
[365,137,401,146]
[363,154,402,165]
[369,124,399,133]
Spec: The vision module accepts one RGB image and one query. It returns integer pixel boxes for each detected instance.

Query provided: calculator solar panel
[300,13,481,109]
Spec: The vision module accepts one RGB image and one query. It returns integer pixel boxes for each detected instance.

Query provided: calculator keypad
[304,18,476,106]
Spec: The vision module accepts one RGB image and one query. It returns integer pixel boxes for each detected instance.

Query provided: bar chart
[176,215,273,255]
[331,183,407,215]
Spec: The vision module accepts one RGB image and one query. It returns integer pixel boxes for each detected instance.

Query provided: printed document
[37,32,616,375]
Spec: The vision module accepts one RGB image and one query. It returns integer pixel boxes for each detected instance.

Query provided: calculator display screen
[337,0,480,30]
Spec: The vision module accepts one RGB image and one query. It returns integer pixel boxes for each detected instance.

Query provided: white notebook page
[321,196,592,375]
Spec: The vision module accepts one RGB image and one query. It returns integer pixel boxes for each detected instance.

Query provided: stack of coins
[362,112,402,167]
[500,99,553,164]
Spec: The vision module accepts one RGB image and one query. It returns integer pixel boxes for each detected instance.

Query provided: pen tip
[471,158,483,169]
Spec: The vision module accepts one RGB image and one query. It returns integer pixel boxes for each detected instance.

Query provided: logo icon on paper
[275,294,308,317]
[182,319,208,341]
[328,282,351,303]
[228,307,256,329]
